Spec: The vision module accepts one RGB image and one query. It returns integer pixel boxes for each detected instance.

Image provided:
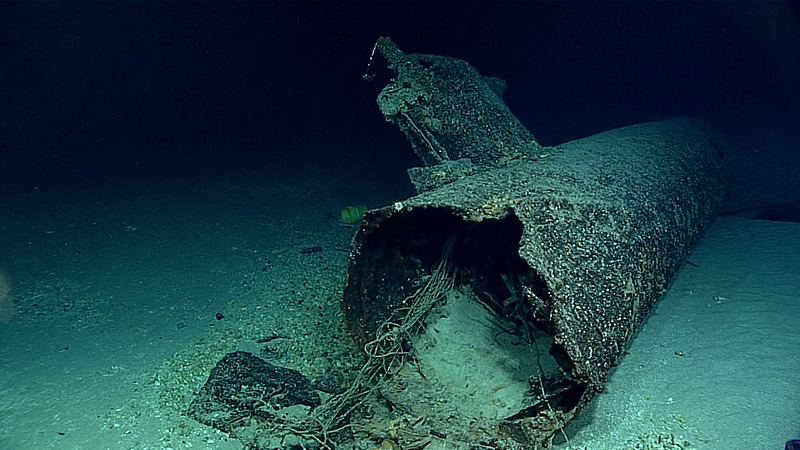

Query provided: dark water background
[2,2,798,194]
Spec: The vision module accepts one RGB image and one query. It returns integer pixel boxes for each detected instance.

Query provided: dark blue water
[2,2,797,193]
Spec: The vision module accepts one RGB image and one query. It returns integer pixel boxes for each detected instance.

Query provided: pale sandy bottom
[0,165,797,450]
[0,166,410,450]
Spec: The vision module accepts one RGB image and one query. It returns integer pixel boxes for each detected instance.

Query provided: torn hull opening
[342,206,585,438]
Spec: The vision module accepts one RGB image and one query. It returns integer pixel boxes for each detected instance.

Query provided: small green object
[341,205,368,224]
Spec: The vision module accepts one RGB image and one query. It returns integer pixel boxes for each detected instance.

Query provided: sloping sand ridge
[0,271,14,323]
